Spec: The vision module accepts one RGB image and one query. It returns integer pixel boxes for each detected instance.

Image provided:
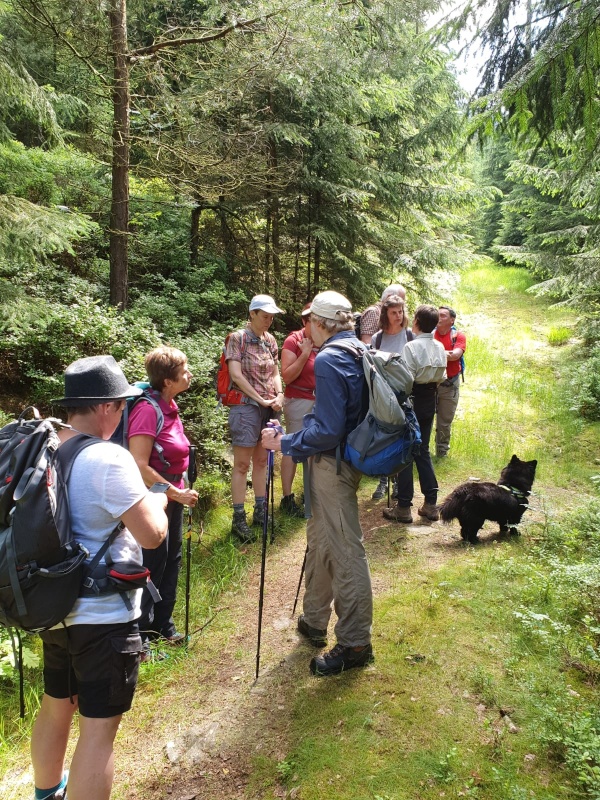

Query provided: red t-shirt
[434,328,467,380]
[282,329,317,399]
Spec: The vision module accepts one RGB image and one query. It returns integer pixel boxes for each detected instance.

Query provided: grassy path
[2,260,600,800]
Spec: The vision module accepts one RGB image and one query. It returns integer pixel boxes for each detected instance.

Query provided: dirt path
[119,488,546,800]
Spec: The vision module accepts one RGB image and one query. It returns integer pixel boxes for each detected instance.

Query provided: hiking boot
[231,511,256,543]
[310,643,374,676]
[251,505,269,528]
[297,614,327,648]
[383,505,413,524]
[371,477,387,500]
[280,493,304,518]
[418,502,440,521]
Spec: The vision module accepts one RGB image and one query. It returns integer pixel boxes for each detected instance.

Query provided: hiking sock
[35,772,68,800]
[232,503,245,515]
[253,496,265,511]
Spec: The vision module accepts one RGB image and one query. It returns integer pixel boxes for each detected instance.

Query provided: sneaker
[280,493,304,518]
[163,631,186,645]
[140,643,168,663]
[231,512,256,543]
[371,477,387,500]
[297,614,327,648]
[310,643,374,676]
[418,502,440,521]
[383,505,413,523]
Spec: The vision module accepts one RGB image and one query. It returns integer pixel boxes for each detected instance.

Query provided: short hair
[145,346,187,391]
[439,305,456,320]
[414,304,439,334]
[381,283,406,302]
[379,295,408,333]
[311,311,354,334]
[65,400,123,419]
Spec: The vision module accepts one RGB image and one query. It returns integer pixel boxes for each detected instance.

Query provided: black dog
[439,455,537,544]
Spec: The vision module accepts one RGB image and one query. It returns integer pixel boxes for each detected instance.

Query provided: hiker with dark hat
[32,356,168,800]
[226,294,285,543]
[280,303,317,516]
[127,346,199,658]
[262,290,374,677]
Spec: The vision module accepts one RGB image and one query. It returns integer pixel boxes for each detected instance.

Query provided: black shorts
[40,621,142,718]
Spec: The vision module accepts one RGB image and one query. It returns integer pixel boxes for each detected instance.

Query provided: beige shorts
[283,396,315,434]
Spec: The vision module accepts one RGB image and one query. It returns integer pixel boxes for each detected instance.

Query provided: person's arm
[271,361,284,412]
[128,434,198,506]
[447,331,466,362]
[281,339,312,384]
[121,494,168,549]
[228,360,275,407]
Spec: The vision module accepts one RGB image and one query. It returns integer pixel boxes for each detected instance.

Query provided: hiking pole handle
[188,445,198,488]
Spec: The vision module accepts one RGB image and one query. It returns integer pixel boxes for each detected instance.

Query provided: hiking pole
[255,421,282,681]
[185,445,197,643]
[292,546,308,617]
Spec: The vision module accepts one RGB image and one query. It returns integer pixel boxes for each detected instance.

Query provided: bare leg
[251,441,268,499]
[281,454,297,497]
[31,695,78,791]
[231,445,254,504]
[68,714,122,800]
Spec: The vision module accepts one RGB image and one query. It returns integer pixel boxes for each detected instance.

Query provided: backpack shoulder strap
[406,329,414,342]
[56,433,104,482]
[375,331,383,350]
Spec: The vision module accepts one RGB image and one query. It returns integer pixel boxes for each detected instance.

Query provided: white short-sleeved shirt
[56,441,147,627]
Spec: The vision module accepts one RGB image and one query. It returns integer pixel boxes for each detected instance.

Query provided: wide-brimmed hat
[52,355,143,407]
[249,294,284,314]
[309,291,352,320]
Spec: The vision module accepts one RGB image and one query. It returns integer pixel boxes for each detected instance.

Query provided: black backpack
[0,408,95,634]
[0,408,142,715]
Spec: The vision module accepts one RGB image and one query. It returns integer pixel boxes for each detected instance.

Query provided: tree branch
[129,10,284,61]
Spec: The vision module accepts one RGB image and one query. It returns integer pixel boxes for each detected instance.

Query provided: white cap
[310,291,352,320]
[249,294,284,314]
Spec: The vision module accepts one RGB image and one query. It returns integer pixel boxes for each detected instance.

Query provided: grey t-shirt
[371,329,409,354]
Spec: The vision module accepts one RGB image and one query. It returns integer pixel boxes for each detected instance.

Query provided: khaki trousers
[435,379,460,455]
[303,455,373,647]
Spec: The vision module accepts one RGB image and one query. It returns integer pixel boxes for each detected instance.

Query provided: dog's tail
[439,485,470,523]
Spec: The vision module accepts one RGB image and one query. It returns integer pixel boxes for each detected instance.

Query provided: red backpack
[216,330,249,406]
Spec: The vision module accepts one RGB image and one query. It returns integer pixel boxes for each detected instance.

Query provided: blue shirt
[280,331,366,459]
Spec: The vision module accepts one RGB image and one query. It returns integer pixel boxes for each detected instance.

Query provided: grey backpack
[321,341,421,476]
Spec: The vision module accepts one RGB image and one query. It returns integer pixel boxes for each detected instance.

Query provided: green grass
[2,258,600,799]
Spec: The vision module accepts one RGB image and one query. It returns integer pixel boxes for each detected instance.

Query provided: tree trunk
[190,198,203,267]
[264,200,271,291]
[108,0,130,309]
[313,190,321,291]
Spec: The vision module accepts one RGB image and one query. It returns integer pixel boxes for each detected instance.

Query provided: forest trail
[2,262,590,800]
[111,262,579,800]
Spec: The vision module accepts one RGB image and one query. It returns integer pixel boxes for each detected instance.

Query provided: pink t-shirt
[127,394,190,487]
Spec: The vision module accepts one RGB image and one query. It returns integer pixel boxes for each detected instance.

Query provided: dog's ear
[510,454,518,463]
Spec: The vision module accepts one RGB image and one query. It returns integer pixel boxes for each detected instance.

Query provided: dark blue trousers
[139,500,183,641]
[396,384,438,507]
